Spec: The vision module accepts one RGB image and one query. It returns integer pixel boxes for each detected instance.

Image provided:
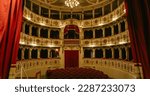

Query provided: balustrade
[82,58,142,78]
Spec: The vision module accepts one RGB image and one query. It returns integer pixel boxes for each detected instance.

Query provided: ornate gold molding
[23,2,125,28]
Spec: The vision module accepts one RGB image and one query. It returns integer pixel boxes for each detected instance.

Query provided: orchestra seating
[46,67,109,79]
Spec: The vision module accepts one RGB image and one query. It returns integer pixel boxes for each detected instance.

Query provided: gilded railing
[81,58,143,79]
[23,3,126,28]
[20,32,62,47]
[20,30,129,47]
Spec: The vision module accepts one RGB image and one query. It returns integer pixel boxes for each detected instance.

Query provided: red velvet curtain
[0,0,23,79]
[65,50,79,68]
[125,0,150,78]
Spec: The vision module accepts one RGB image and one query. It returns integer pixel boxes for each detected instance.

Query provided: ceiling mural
[87,0,99,4]
[46,0,58,3]
[37,0,107,8]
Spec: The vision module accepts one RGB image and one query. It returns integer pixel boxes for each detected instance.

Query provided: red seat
[46,68,109,79]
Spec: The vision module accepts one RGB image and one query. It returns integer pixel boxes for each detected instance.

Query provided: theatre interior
[0,0,149,79]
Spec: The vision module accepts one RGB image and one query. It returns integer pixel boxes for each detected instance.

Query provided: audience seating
[46,67,109,79]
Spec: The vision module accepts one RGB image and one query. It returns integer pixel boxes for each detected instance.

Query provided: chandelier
[65,0,80,8]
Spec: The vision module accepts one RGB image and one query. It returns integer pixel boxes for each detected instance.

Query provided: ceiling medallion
[65,0,80,8]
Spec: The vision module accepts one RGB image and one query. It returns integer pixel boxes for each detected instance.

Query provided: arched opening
[40,29,48,38]
[18,48,22,60]
[32,26,38,36]
[84,49,92,58]
[129,47,133,61]
[50,49,59,58]
[95,29,103,38]
[84,30,93,39]
[24,49,29,59]
[105,27,112,37]
[95,49,103,58]
[122,48,126,60]
[50,30,59,39]
[31,49,37,59]
[25,24,29,34]
[40,49,48,58]
[114,48,119,59]
[64,25,79,39]
[114,24,119,35]
[121,21,125,32]
[106,49,112,58]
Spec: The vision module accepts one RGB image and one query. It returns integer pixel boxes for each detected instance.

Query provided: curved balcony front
[23,2,126,28]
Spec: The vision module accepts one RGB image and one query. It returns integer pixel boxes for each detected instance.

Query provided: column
[31,2,33,11]
[79,13,82,20]
[29,48,32,59]
[111,48,114,59]
[21,48,25,60]
[60,28,64,39]
[71,11,73,19]
[102,7,104,15]
[125,47,129,60]
[92,49,95,58]
[37,49,41,59]
[48,29,51,38]
[58,29,60,39]
[24,0,26,6]
[93,29,95,38]
[48,49,51,58]
[49,9,51,18]
[125,20,128,30]
[82,11,84,20]
[92,9,95,18]
[59,11,61,19]
[117,0,119,6]
[103,49,106,58]
[119,48,122,59]
[22,22,26,33]
[38,27,41,37]
[59,47,64,58]
[39,6,41,15]
[29,25,32,35]
[102,28,105,37]
[111,26,114,35]
[81,47,84,58]
[80,28,84,39]
[110,3,113,12]
[118,23,121,33]
[58,48,61,58]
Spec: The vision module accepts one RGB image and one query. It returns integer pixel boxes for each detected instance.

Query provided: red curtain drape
[0,0,23,79]
[125,0,150,78]
[65,50,79,68]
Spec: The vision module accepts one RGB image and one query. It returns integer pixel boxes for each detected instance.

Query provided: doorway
[65,50,79,68]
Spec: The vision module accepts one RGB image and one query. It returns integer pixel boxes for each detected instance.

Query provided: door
[65,50,79,68]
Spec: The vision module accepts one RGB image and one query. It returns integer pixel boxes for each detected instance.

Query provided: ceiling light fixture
[65,0,80,8]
